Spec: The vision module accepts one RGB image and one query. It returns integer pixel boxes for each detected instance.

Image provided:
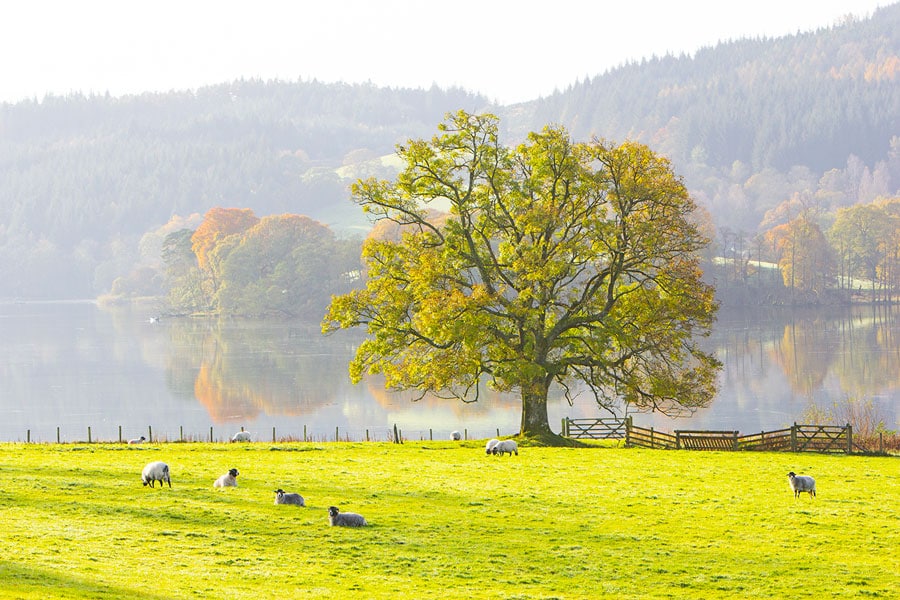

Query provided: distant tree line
[109,207,363,318]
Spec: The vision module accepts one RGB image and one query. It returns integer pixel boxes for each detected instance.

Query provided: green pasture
[0,441,897,599]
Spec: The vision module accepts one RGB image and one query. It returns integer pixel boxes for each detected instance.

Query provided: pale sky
[0,0,890,105]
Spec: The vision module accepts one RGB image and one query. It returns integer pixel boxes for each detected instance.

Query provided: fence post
[88,426,91,444]
[272,427,276,443]
[57,426,60,444]
[304,425,307,442]
[210,426,213,443]
[650,427,655,449]
[464,428,468,441]
[675,430,681,450]
[790,423,797,452]
[733,431,739,451]
[180,425,184,442]
[625,416,632,446]
[148,426,153,443]
[27,429,31,443]
[119,425,122,443]
[846,423,852,454]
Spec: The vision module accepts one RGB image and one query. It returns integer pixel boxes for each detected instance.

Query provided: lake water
[0,301,897,442]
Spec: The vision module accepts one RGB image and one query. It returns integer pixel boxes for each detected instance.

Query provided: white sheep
[491,439,518,456]
[788,471,816,498]
[214,468,240,488]
[328,506,367,527]
[128,436,146,445]
[231,431,252,442]
[450,431,461,441]
[274,489,305,506]
[141,461,171,488]
[485,439,500,455]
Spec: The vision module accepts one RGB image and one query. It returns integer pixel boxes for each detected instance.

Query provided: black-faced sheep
[214,468,239,488]
[128,436,146,445]
[231,431,252,442]
[788,471,816,498]
[485,439,500,454]
[450,431,461,441]
[491,440,518,456]
[274,489,305,506]
[141,461,171,488]
[328,506,367,527]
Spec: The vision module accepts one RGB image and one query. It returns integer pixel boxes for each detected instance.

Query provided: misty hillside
[0,3,898,299]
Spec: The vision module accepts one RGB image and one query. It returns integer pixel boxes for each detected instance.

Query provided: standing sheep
[274,489,305,506]
[491,440,518,456]
[328,506,367,527]
[787,471,816,498]
[141,461,171,488]
[214,468,240,488]
[231,431,252,442]
[485,439,500,454]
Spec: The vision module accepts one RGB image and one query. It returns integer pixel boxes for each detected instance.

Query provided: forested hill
[0,84,490,297]
[1,3,898,300]
[505,4,898,175]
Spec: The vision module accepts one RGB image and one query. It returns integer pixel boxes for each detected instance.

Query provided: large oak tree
[323,111,720,440]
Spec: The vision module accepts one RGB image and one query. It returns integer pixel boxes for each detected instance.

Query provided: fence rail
[564,418,858,454]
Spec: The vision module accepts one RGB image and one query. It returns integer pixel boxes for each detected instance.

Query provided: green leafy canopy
[324,111,721,438]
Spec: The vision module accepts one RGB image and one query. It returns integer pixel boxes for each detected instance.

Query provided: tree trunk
[519,376,554,438]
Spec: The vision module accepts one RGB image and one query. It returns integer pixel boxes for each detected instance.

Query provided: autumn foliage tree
[323,111,721,441]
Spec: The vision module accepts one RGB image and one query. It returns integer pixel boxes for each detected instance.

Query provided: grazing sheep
[274,489,305,506]
[491,439,518,456]
[128,436,146,445]
[328,506,367,527]
[231,431,252,442]
[788,471,816,498]
[450,431,461,441]
[214,468,240,488]
[485,439,500,455]
[141,461,171,488]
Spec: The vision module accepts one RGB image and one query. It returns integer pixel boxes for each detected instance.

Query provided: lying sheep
[485,439,500,455]
[788,471,816,498]
[231,431,252,442]
[274,489,305,506]
[214,468,240,488]
[141,461,171,488]
[128,436,146,445]
[491,439,518,456]
[328,506,367,527]
[450,431,461,441]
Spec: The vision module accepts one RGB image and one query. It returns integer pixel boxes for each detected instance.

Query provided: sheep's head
[328,506,339,517]
[275,489,285,496]
[787,471,796,478]
[229,468,239,477]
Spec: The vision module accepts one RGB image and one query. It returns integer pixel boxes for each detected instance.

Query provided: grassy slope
[0,442,897,599]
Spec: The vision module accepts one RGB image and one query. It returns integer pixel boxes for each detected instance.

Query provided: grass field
[0,441,897,599]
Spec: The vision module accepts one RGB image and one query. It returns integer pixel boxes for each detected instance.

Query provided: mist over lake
[1,301,897,442]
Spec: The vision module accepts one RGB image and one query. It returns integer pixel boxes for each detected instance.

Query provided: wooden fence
[563,418,856,454]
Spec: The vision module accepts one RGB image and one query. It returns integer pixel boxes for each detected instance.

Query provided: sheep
[274,489,305,506]
[491,439,518,456]
[328,506,367,527]
[485,439,500,455]
[450,431,461,441]
[128,436,146,445]
[231,431,252,442]
[214,468,239,488]
[788,471,816,498]
[141,461,171,488]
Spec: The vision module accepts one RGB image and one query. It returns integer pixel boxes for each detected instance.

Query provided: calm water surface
[0,301,897,442]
